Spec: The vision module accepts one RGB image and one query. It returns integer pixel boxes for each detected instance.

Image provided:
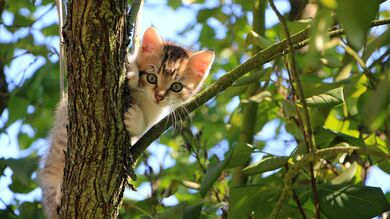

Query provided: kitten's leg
[126,56,139,88]
[124,104,146,137]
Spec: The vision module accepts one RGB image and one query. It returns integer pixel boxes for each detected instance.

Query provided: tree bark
[60,0,130,218]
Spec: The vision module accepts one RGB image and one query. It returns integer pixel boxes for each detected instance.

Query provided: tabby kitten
[39,26,214,219]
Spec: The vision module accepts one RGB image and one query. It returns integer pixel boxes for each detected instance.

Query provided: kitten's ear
[140,26,163,53]
[188,50,215,79]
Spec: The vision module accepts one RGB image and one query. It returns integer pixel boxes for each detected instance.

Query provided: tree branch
[130,17,390,162]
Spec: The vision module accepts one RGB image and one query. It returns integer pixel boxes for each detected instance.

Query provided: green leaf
[318,185,390,219]
[229,184,280,219]
[17,201,44,219]
[162,179,180,198]
[320,55,343,68]
[167,0,181,9]
[314,126,337,148]
[247,91,272,103]
[154,203,187,219]
[199,150,232,198]
[6,96,29,125]
[275,19,312,40]
[5,156,39,193]
[14,13,33,27]
[305,87,344,108]
[182,203,203,219]
[41,24,59,36]
[336,0,380,50]
[317,127,366,148]
[331,162,357,184]
[223,85,247,98]
[243,156,289,176]
[363,69,390,130]
[17,132,35,150]
[233,68,272,87]
[14,35,49,57]
[226,142,253,169]
[197,8,219,23]
[245,30,274,50]
[305,9,333,69]
[362,29,390,61]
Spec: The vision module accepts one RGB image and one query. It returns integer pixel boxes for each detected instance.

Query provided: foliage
[1,0,390,218]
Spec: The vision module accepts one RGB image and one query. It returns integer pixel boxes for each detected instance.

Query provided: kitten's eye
[146,73,157,84]
[170,82,183,92]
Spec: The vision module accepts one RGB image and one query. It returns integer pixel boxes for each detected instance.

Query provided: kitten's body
[40,27,214,219]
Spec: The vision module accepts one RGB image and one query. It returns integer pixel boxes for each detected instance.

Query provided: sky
[1,0,390,211]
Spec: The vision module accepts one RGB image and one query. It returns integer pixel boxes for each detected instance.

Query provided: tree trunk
[60,0,130,218]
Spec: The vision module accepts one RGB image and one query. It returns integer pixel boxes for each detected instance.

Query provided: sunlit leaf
[245,30,274,50]
[331,162,357,184]
[305,87,344,108]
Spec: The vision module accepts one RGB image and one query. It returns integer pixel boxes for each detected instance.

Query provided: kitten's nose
[154,93,165,102]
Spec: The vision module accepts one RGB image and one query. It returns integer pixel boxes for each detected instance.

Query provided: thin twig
[285,164,307,219]
[130,18,390,161]
[292,185,307,219]
[0,198,16,216]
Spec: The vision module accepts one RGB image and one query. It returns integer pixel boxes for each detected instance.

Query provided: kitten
[124,27,214,137]
[39,26,214,219]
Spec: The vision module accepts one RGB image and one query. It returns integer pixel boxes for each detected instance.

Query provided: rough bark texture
[60,0,130,218]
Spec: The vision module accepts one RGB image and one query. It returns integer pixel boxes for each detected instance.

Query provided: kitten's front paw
[124,105,145,137]
[126,61,139,88]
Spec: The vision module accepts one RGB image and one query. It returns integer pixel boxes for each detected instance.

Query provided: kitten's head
[135,26,214,107]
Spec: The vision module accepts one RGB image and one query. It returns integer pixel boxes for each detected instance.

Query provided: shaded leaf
[243,156,289,176]
[226,142,253,169]
[182,203,203,219]
[363,69,390,130]
[154,203,187,219]
[223,85,247,98]
[233,68,272,87]
[336,0,380,49]
[318,185,390,219]
[5,156,39,193]
[229,184,280,219]
[199,150,232,197]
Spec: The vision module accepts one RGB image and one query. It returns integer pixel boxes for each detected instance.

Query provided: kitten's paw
[124,105,145,136]
[126,61,139,88]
